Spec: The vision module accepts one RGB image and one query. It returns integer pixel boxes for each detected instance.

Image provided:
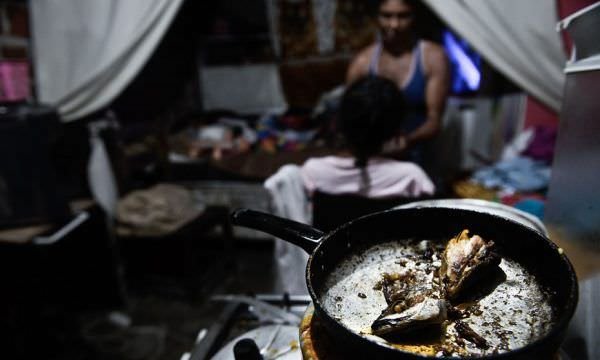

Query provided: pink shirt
[300,156,435,198]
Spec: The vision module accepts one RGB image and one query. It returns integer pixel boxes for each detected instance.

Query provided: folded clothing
[471,156,551,193]
[116,184,205,237]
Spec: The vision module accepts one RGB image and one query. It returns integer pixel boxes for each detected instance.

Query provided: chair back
[312,191,433,232]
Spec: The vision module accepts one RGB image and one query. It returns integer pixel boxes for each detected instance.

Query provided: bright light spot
[444,31,481,92]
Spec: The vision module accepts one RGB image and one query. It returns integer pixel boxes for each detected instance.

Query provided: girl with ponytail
[301,76,434,198]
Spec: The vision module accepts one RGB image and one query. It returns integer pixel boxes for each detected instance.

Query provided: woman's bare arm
[406,42,450,145]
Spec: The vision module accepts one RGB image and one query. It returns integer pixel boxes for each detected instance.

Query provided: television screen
[443,30,482,95]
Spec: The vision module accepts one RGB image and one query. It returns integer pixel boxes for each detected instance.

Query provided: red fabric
[500,193,546,207]
[557,0,598,54]
[524,97,559,129]
[522,125,558,164]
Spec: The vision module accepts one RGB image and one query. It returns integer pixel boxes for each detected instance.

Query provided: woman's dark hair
[370,0,444,41]
[338,76,405,167]
[375,0,418,7]
[370,0,419,15]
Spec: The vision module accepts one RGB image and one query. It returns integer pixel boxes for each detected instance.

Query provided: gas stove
[182,293,573,360]
[184,294,310,360]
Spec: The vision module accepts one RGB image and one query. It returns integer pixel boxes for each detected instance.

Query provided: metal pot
[231,207,578,359]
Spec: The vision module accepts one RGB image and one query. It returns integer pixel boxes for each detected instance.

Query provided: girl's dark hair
[338,76,405,167]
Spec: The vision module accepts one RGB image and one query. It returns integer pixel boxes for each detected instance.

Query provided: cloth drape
[88,130,118,217]
[31,0,184,121]
[423,0,566,112]
[312,0,337,54]
[264,165,311,295]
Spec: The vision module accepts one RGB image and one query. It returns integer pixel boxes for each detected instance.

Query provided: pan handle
[230,209,324,253]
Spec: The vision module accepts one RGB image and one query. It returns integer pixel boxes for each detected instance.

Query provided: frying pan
[231,207,578,359]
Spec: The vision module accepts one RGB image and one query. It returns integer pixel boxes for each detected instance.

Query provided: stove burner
[186,295,571,359]
[187,294,310,360]
[212,325,300,360]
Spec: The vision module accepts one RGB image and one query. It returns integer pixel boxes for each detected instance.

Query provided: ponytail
[355,155,371,194]
[354,156,368,168]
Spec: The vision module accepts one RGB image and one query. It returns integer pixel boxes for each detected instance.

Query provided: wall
[0,3,29,60]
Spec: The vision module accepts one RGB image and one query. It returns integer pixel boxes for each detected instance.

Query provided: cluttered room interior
[1,0,599,359]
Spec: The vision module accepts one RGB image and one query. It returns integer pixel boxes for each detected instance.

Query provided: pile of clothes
[116,184,205,237]
[459,126,558,220]
[256,111,319,153]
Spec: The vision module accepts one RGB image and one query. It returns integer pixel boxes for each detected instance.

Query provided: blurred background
[0,0,598,359]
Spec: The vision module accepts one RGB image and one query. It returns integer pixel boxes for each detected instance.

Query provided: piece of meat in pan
[379,272,432,310]
[440,229,501,301]
[371,297,448,336]
[372,269,447,336]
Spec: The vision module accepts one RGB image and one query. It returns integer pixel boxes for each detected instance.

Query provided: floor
[2,232,278,360]
[3,211,594,360]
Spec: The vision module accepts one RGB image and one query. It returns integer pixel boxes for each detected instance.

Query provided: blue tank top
[368,41,427,135]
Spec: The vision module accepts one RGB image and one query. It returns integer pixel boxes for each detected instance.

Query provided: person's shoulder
[421,40,448,74]
[300,157,329,192]
[372,159,435,195]
[421,40,445,56]
[353,43,378,63]
[421,40,449,70]
[301,157,322,171]
[387,161,429,179]
[302,156,338,171]
[347,43,378,83]
[391,161,435,193]
[301,156,348,193]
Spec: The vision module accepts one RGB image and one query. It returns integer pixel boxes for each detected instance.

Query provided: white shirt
[300,156,435,198]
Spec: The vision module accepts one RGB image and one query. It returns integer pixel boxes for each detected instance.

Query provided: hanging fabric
[422,0,566,112]
[312,0,338,54]
[30,0,184,121]
[88,117,120,218]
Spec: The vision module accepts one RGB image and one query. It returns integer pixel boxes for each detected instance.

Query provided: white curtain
[423,0,566,112]
[31,0,184,121]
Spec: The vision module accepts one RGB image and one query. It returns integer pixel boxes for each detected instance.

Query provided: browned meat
[454,320,489,349]
[440,230,501,300]
[371,298,448,336]
[371,231,502,338]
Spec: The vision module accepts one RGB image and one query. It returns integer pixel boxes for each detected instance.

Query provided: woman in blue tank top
[347,0,450,166]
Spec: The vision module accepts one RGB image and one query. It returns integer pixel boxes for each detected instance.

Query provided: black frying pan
[231,207,578,359]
